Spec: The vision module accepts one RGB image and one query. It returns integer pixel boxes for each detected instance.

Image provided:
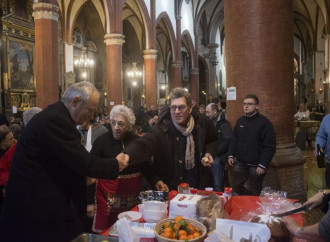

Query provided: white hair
[23,107,42,125]
[61,81,99,104]
[110,105,136,129]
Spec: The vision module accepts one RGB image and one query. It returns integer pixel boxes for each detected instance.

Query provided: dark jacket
[0,102,121,242]
[228,111,276,169]
[214,112,232,164]
[124,107,218,190]
[91,130,156,184]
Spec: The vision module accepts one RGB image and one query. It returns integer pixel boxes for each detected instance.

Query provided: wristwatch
[319,189,327,197]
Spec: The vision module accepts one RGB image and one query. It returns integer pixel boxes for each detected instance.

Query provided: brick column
[143,49,158,108]
[104,33,125,111]
[33,2,59,108]
[225,0,305,200]
[169,61,182,90]
[190,68,199,102]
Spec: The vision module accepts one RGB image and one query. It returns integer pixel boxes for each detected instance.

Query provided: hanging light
[127,62,142,78]
[74,47,94,69]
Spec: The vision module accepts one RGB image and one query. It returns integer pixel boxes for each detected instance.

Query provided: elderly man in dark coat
[0,81,128,242]
[123,87,218,191]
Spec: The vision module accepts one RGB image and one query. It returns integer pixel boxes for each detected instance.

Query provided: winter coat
[228,111,276,169]
[124,107,218,190]
[0,101,121,242]
[214,112,232,164]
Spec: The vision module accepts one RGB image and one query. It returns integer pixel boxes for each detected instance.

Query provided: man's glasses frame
[170,105,187,112]
[243,102,257,107]
[110,120,126,128]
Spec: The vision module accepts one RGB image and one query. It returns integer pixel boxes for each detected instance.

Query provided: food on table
[250,214,290,241]
[158,216,202,240]
[196,193,225,231]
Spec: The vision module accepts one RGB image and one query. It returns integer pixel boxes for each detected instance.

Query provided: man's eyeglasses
[110,120,126,128]
[170,105,187,112]
[243,102,256,106]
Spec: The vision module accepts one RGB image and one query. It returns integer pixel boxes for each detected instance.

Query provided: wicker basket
[154,218,207,242]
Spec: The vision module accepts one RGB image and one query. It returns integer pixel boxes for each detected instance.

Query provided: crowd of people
[0,81,328,241]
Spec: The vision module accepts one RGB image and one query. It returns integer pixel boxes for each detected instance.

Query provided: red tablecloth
[100,195,304,236]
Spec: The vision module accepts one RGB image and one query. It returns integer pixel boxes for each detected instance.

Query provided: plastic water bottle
[224,187,232,201]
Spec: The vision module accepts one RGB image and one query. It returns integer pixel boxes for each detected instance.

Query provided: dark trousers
[326,162,330,188]
[211,156,224,192]
[231,161,265,196]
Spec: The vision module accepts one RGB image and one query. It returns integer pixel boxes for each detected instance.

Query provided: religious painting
[8,38,35,91]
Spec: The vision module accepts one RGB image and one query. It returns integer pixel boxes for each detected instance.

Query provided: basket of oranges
[154,216,207,242]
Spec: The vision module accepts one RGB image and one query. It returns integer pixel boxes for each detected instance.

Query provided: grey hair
[61,81,100,104]
[23,107,42,125]
[110,105,136,129]
[168,87,192,106]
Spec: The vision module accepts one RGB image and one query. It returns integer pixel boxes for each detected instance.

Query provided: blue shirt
[315,114,330,163]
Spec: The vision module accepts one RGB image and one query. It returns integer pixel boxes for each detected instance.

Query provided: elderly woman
[90,105,166,232]
[294,103,310,121]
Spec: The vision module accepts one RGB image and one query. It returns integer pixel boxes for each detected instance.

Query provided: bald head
[206,103,219,119]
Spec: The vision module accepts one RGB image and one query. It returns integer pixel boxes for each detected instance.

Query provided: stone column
[33,2,59,108]
[190,68,199,102]
[143,49,158,108]
[207,44,219,98]
[169,61,182,90]
[225,0,305,200]
[104,33,125,110]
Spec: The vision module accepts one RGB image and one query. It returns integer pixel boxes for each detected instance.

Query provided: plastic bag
[117,218,139,242]
[241,187,303,221]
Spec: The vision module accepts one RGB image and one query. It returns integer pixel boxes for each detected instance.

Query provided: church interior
[0,0,329,200]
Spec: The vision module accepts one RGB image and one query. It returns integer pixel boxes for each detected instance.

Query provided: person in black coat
[206,103,232,191]
[123,87,218,191]
[0,81,129,242]
[228,94,276,196]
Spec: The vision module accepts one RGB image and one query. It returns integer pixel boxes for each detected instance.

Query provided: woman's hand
[281,217,301,237]
[155,180,169,192]
[303,191,325,209]
[86,204,95,218]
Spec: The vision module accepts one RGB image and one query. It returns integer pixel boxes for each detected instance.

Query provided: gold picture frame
[7,37,35,91]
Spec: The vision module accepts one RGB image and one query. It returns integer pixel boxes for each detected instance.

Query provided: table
[100,196,304,239]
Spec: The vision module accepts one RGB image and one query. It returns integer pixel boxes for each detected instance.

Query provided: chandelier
[127,62,142,86]
[74,47,94,79]
[127,62,142,77]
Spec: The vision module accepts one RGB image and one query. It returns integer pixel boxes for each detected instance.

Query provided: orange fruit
[192,232,201,238]
[195,227,202,233]
[186,224,195,234]
[174,215,183,223]
[163,227,173,233]
[178,230,188,237]
[187,234,194,239]
[161,231,174,239]
[179,234,188,240]
[173,223,180,232]
[163,222,170,228]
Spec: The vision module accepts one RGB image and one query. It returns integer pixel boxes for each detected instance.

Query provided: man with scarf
[122,87,218,191]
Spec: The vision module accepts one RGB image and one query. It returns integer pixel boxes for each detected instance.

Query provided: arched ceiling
[293,0,329,51]
[57,0,106,43]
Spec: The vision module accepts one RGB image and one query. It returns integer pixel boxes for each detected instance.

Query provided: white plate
[117,211,142,222]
